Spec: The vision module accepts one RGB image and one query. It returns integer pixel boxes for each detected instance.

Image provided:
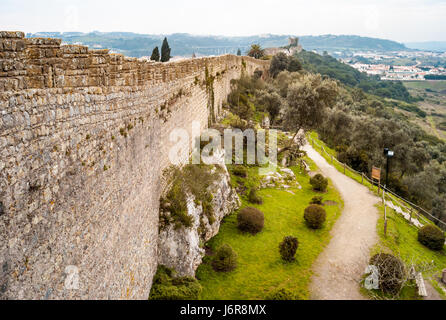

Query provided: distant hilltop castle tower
[264,36,302,56]
[288,37,299,47]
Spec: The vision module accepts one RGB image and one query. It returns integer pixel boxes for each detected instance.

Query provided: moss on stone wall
[159,164,223,231]
[204,66,216,126]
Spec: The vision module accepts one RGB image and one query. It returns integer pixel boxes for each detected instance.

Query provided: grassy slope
[196,162,343,300]
[403,81,446,141]
[308,131,446,299]
[375,205,446,270]
[403,80,446,92]
[374,205,446,299]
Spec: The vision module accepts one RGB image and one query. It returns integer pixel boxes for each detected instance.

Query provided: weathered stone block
[0,78,19,91]
[26,47,43,59]
[26,64,43,75]
[0,31,25,39]
[25,37,61,46]
[25,76,45,89]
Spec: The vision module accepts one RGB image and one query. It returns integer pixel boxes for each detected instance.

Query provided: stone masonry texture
[0,31,269,299]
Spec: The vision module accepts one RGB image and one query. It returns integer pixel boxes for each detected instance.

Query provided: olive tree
[283,74,338,146]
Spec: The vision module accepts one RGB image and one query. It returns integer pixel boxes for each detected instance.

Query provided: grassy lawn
[196,164,343,300]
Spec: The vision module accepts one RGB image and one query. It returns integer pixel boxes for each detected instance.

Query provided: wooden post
[343,163,346,174]
[442,269,446,284]
[384,200,387,237]
[409,208,413,223]
[361,173,364,184]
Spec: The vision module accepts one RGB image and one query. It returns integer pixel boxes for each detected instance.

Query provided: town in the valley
[340,50,446,81]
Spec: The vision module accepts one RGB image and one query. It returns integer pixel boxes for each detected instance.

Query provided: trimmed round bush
[248,188,263,204]
[237,207,265,234]
[418,225,445,251]
[232,166,247,178]
[212,244,238,272]
[279,236,299,262]
[370,253,405,295]
[310,173,328,192]
[310,196,323,205]
[266,288,295,300]
[304,205,326,229]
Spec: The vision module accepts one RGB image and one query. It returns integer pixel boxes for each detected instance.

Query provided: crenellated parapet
[0,31,268,91]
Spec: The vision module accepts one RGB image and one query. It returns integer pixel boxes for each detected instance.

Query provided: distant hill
[405,41,446,52]
[26,32,409,58]
[26,32,292,57]
[296,50,413,102]
[299,34,407,51]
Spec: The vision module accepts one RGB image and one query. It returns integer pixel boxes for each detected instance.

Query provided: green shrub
[212,244,238,272]
[232,166,247,178]
[418,225,445,251]
[266,288,295,300]
[370,253,406,295]
[248,188,263,204]
[304,205,326,229]
[279,236,299,262]
[310,174,328,192]
[310,196,323,205]
[237,207,265,234]
[149,265,202,300]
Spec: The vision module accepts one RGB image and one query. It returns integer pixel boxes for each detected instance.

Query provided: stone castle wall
[0,31,269,299]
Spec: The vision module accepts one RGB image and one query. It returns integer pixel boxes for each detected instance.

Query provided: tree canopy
[269,52,302,78]
[284,73,338,134]
[161,37,171,62]
[247,44,265,59]
[150,46,160,62]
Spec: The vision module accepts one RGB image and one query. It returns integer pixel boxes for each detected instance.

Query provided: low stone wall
[0,31,269,299]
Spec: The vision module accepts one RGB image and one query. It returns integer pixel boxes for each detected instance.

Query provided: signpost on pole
[383,189,387,237]
[371,166,381,195]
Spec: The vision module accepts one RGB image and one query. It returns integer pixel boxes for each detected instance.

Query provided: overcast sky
[1,0,445,42]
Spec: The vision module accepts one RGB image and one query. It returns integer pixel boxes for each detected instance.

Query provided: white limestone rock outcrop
[260,167,302,190]
[157,151,240,276]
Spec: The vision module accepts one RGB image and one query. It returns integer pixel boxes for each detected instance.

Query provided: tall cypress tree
[150,46,160,61]
[237,48,241,56]
[161,37,171,62]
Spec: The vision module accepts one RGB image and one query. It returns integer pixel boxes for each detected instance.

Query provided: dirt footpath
[303,143,380,300]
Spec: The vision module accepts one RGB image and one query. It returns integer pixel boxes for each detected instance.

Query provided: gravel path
[303,143,380,300]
